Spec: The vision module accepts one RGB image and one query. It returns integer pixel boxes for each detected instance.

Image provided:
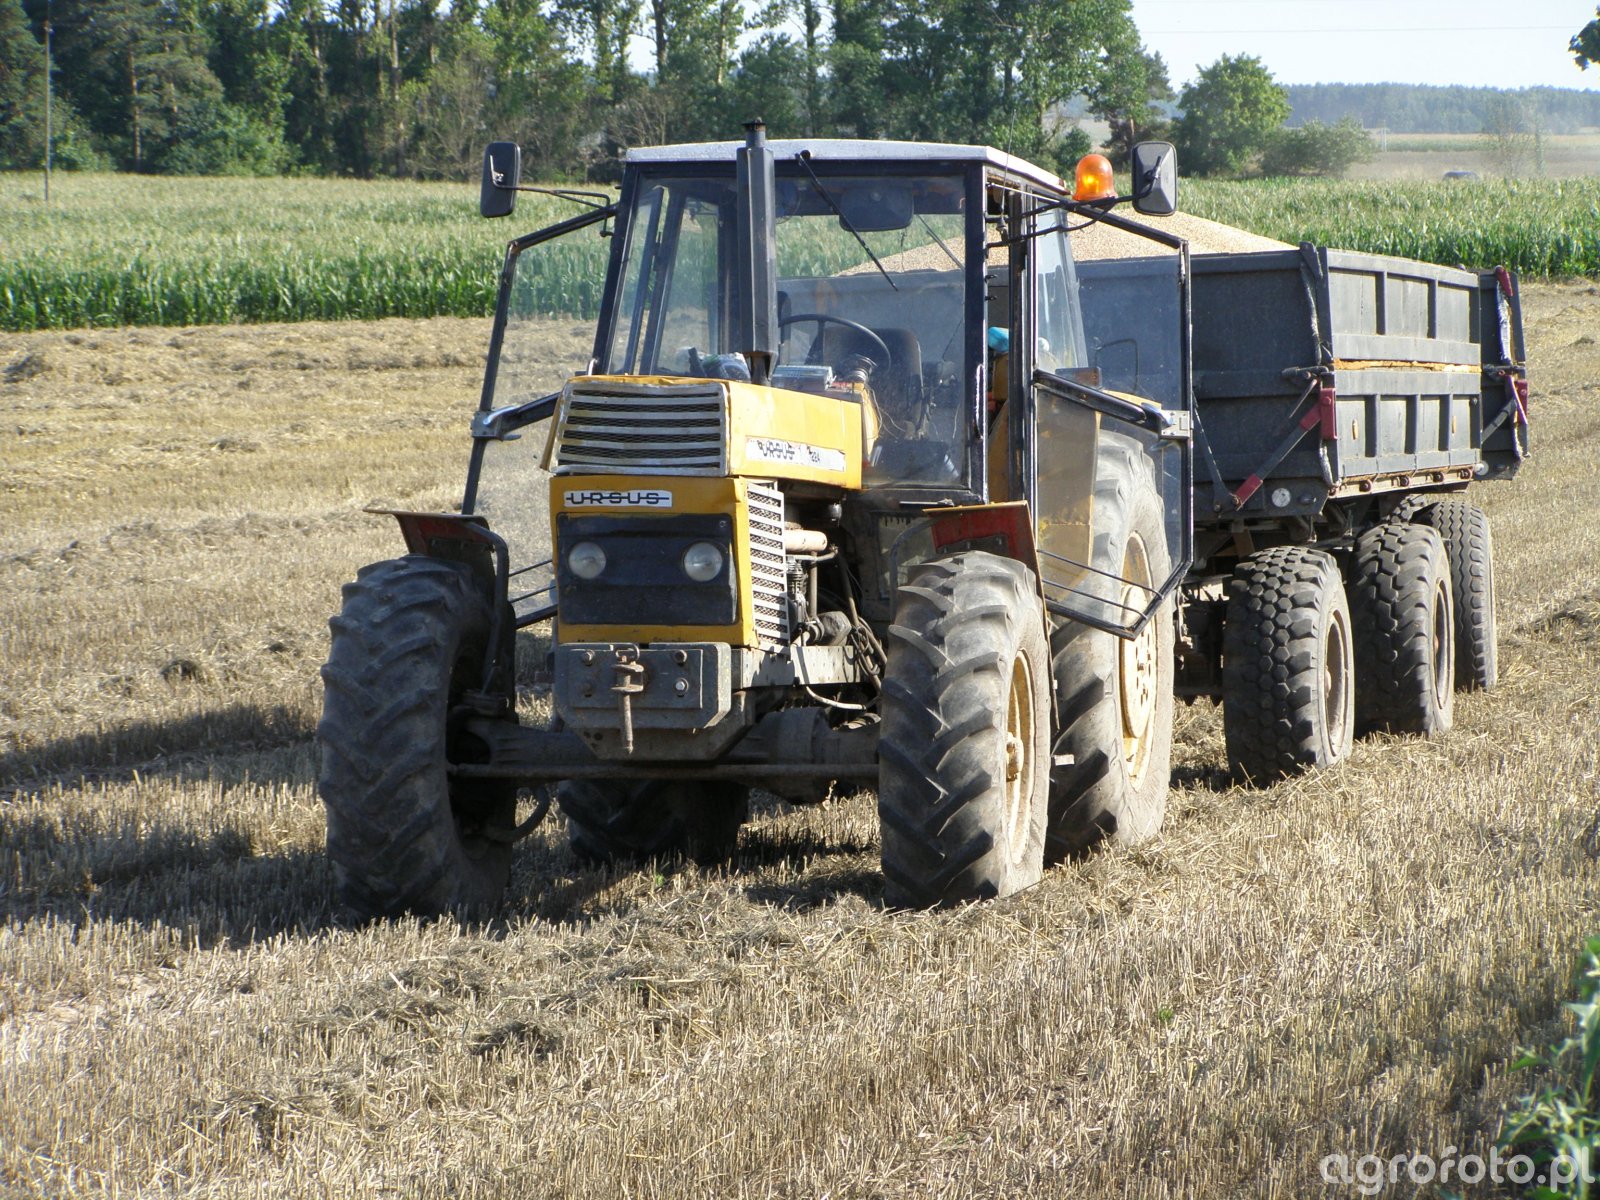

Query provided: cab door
[1025,206,1193,638]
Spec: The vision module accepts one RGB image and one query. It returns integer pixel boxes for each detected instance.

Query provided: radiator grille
[555,381,725,472]
[746,483,788,646]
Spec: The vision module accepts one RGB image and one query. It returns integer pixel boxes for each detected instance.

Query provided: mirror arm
[506,184,613,212]
[508,203,617,253]
[473,391,560,441]
[995,195,1156,248]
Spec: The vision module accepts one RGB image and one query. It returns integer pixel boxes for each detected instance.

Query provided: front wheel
[318,556,516,921]
[877,551,1051,908]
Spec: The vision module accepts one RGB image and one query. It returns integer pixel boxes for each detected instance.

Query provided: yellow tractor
[318,122,1193,918]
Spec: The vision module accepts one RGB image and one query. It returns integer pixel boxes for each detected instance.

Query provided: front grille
[555,381,726,472]
[746,483,788,646]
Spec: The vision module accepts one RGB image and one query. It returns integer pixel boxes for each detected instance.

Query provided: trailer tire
[1351,522,1456,736]
[318,556,516,921]
[1045,438,1174,860]
[558,780,747,866]
[1409,499,1497,691]
[1222,547,1354,780]
[878,552,1050,908]
[1387,493,1439,524]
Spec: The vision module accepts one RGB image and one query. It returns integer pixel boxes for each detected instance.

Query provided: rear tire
[1350,522,1456,736]
[1222,547,1354,780]
[318,556,516,921]
[878,552,1050,908]
[1409,499,1497,691]
[557,780,747,865]
[1046,438,1174,859]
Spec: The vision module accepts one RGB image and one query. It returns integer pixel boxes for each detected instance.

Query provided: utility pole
[44,1,53,206]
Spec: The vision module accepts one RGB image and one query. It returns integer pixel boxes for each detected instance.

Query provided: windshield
[603,166,973,489]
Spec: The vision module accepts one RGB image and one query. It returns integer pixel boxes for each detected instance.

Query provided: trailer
[1079,243,1528,777]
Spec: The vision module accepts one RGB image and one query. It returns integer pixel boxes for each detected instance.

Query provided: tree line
[1286,83,1600,137]
[24,3,1581,184]
[0,0,1174,180]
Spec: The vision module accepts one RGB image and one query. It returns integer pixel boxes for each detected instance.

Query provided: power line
[1142,0,1558,4]
[1146,25,1575,33]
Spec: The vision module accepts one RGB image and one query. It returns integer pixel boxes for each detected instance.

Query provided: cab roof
[625,138,1067,195]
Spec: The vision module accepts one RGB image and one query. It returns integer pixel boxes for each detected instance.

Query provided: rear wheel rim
[1119,533,1157,784]
[1003,652,1035,866]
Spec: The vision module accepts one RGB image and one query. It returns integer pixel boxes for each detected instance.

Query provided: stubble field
[1,284,1599,1197]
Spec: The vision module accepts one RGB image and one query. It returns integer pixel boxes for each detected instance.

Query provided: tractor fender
[927,501,1042,590]
[367,509,500,557]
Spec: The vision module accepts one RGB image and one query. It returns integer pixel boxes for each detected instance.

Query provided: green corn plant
[1498,936,1600,1199]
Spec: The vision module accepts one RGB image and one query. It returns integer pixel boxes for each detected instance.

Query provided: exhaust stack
[734,119,778,387]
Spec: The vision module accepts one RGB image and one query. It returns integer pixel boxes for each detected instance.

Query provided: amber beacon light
[1072,153,1116,202]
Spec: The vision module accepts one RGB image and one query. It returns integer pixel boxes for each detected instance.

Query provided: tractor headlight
[567,541,607,580]
[681,541,724,582]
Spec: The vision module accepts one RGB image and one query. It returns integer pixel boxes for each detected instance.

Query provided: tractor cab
[604,148,974,490]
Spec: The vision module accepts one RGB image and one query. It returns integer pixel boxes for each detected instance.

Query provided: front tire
[318,556,516,921]
[878,552,1051,908]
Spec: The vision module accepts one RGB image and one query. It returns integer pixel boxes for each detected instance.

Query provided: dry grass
[2,286,1599,1197]
[1351,132,1600,181]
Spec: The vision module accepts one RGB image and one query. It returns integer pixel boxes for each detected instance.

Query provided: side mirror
[480,142,522,219]
[1130,141,1177,217]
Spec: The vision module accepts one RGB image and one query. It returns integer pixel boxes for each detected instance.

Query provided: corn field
[2,171,1598,332]
[1187,176,1600,277]
[0,173,610,331]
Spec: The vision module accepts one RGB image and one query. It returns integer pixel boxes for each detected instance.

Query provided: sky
[1130,0,1600,90]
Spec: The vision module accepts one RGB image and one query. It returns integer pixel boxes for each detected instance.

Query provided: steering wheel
[779,313,893,373]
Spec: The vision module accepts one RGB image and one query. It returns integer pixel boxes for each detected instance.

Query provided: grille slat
[746,483,788,646]
[566,403,718,416]
[562,434,724,449]
[556,382,727,472]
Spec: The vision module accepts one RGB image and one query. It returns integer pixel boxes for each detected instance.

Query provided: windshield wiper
[794,150,898,292]
[917,212,962,269]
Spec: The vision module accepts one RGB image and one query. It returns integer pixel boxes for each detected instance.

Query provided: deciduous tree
[1172,53,1289,176]
[1092,41,1171,167]
[1573,7,1600,69]
[1259,117,1372,178]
